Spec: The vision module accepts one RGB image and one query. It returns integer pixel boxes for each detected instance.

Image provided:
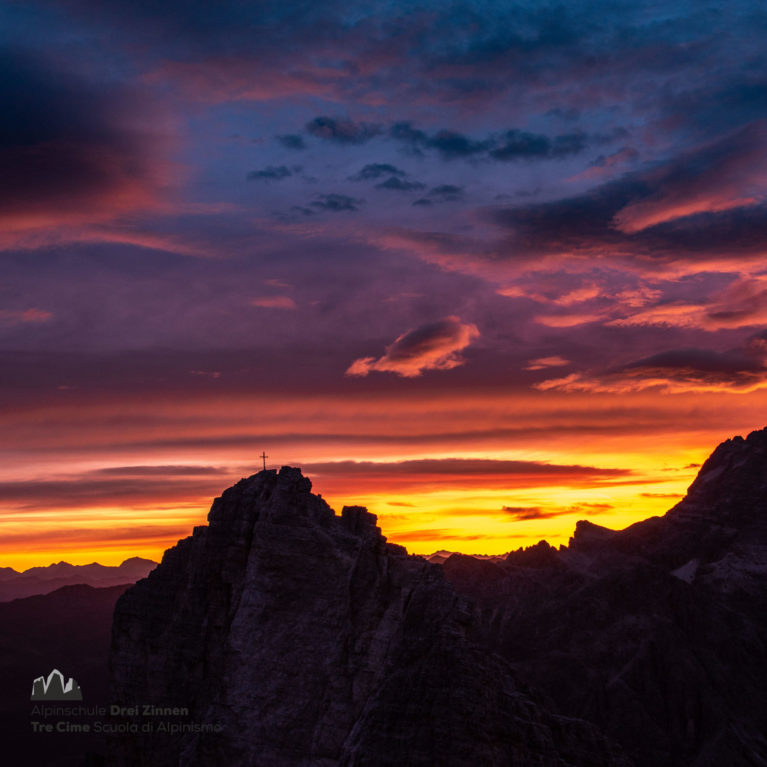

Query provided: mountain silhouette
[106,428,767,765]
[0,557,157,602]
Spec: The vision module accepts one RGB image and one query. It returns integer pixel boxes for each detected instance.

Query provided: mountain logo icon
[30,669,83,701]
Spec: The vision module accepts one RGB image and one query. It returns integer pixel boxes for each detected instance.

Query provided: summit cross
[260,452,268,471]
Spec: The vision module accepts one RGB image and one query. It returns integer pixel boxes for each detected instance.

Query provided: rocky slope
[109,428,767,766]
[109,467,629,766]
[1,584,131,767]
[442,428,767,766]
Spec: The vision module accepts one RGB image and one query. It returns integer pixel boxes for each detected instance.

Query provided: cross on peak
[260,451,268,471]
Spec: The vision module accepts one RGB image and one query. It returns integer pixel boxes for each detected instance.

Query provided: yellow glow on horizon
[0,386,755,570]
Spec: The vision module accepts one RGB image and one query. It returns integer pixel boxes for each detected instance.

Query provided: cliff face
[442,428,767,767]
[110,428,767,767]
[110,467,628,767]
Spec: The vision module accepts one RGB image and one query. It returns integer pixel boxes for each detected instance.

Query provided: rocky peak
[672,427,767,520]
[654,428,767,567]
[109,467,629,767]
[569,519,617,549]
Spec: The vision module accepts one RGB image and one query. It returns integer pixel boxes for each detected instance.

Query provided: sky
[2,0,767,569]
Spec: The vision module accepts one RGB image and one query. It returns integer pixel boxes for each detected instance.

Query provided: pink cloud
[525,356,570,371]
[569,147,639,182]
[534,313,604,327]
[250,296,297,310]
[612,121,767,234]
[346,316,479,378]
[609,277,767,331]
[0,308,53,325]
[536,341,767,394]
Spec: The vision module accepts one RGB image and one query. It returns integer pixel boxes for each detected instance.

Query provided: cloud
[293,194,365,214]
[534,313,604,327]
[388,121,592,162]
[276,134,306,150]
[388,122,491,158]
[525,356,570,370]
[485,128,767,274]
[704,276,767,328]
[375,176,426,192]
[349,163,406,181]
[611,121,767,234]
[609,276,767,331]
[250,296,297,309]
[346,316,479,377]
[305,116,383,144]
[309,194,363,212]
[0,50,172,235]
[413,185,465,207]
[0,475,226,512]
[0,308,53,325]
[501,505,548,520]
[428,184,464,201]
[502,501,613,520]
[91,464,226,476]
[247,165,294,181]
[490,130,587,160]
[536,336,767,394]
[304,457,632,492]
[572,147,639,181]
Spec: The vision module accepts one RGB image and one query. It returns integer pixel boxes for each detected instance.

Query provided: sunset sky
[2,0,767,569]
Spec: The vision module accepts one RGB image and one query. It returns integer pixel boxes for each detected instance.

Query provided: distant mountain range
[425,549,509,565]
[0,557,157,602]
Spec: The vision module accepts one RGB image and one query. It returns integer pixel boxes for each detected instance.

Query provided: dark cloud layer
[0,50,166,229]
[0,475,225,512]
[309,193,363,212]
[502,501,613,520]
[349,164,407,181]
[305,116,382,145]
[247,165,294,181]
[488,121,767,271]
[375,177,426,192]
[301,116,599,164]
[413,185,465,206]
[537,331,767,394]
[276,134,306,150]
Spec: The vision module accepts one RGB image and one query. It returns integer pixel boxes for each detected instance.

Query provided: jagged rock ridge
[109,467,628,766]
[110,428,767,766]
[442,427,767,767]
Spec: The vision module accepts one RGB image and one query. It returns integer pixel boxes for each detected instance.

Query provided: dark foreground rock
[442,428,767,767]
[0,584,130,767]
[109,427,767,766]
[109,468,629,766]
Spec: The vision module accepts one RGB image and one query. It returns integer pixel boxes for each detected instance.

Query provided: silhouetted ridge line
[109,466,629,766]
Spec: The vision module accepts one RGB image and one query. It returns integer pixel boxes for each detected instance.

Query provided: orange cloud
[534,313,604,327]
[250,296,297,309]
[0,308,52,324]
[346,316,479,377]
[525,356,570,370]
